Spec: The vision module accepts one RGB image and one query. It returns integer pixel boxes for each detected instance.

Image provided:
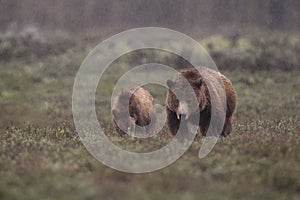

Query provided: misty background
[0,0,299,37]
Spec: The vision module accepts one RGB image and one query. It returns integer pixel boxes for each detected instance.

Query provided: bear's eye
[174,99,179,107]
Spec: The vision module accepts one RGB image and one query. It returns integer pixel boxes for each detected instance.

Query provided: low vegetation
[0,31,299,199]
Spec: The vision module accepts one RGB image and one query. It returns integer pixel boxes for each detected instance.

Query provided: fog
[1,0,299,36]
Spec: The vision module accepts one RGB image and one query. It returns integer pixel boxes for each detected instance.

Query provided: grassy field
[0,32,300,200]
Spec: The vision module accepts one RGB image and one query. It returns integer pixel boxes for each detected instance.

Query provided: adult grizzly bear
[166,67,237,136]
[112,86,154,136]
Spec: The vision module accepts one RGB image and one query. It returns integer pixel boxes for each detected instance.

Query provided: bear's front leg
[166,107,180,136]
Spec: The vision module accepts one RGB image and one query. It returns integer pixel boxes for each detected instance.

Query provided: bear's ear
[166,79,175,89]
[193,77,202,88]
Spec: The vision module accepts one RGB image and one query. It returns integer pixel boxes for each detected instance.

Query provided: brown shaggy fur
[112,86,154,135]
[166,67,237,136]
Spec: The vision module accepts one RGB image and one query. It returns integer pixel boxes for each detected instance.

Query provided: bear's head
[166,68,209,120]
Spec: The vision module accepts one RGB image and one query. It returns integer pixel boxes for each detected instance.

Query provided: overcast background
[1,0,299,37]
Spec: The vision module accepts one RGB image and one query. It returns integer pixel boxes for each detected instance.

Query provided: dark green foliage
[203,34,300,71]
[0,27,75,62]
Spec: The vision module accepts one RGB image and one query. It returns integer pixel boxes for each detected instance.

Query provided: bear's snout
[176,102,189,120]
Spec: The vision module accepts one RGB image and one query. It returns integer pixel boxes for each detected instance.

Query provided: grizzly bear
[166,67,237,136]
[111,86,154,136]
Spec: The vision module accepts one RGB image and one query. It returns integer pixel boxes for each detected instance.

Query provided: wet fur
[166,67,237,136]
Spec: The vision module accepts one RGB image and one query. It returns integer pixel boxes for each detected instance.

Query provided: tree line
[0,0,299,33]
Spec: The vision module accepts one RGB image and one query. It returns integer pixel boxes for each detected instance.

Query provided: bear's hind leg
[166,107,180,136]
[221,117,232,136]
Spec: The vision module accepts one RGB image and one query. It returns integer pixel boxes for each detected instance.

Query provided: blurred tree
[0,0,298,33]
[269,0,285,30]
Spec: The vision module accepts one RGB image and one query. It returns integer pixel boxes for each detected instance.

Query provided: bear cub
[112,86,154,136]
